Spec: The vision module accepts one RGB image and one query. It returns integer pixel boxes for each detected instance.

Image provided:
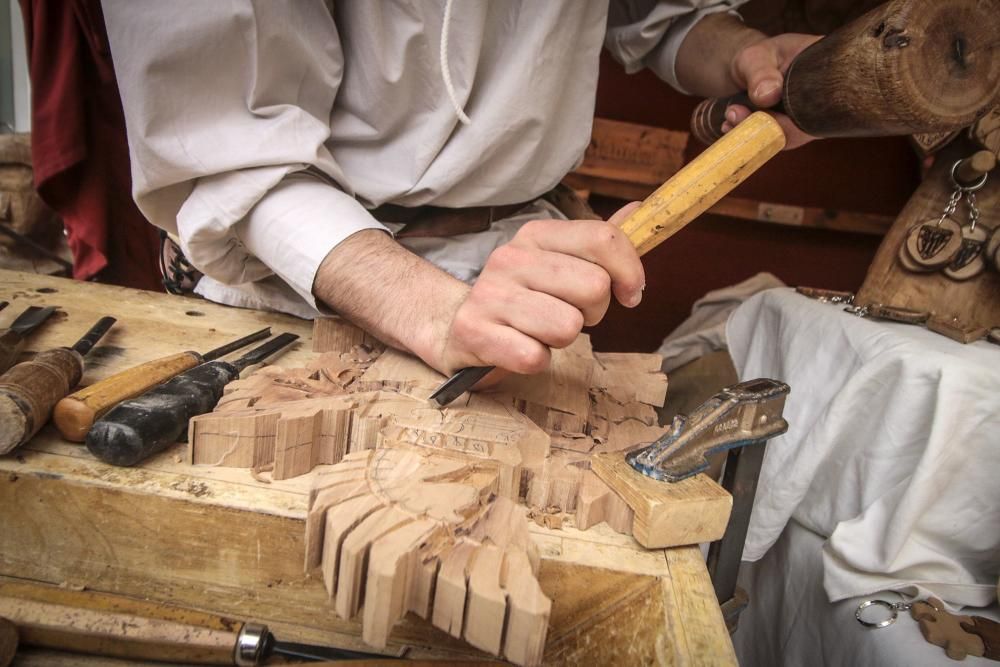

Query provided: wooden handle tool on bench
[0,316,116,454]
[53,326,271,442]
[430,111,786,406]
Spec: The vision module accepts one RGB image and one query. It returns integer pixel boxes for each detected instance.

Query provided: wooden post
[783,0,1000,138]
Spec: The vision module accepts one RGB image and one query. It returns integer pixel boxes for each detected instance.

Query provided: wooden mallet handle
[622,111,785,255]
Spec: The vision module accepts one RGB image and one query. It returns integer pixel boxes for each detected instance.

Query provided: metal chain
[966,191,980,231]
[937,187,963,226]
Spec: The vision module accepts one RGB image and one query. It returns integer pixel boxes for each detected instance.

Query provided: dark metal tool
[236,622,394,664]
[623,378,791,618]
[0,305,57,372]
[626,378,790,482]
[0,316,116,454]
[428,365,492,406]
[86,332,299,466]
[53,326,271,442]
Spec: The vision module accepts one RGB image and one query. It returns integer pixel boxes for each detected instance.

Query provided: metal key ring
[951,160,989,192]
[856,599,898,628]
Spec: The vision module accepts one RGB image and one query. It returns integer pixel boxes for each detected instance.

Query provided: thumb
[732,43,783,108]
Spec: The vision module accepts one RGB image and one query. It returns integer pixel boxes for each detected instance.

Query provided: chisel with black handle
[0,316,116,454]
[53,326,271,442]
[86,333,298,467]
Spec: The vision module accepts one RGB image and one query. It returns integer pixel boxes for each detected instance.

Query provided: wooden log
[783,0,1000,138]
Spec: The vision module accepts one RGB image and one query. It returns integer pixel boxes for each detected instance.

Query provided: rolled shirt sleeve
[102,0,385,306]
[606,0,749,94]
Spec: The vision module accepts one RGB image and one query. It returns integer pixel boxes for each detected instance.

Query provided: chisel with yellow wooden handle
[430,111,786,406]
[52,326,271,442]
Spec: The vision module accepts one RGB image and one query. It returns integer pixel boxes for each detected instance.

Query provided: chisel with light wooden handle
[430,111,786,406]
[52,326,271,442]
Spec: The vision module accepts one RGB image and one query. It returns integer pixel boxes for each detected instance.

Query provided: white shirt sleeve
[605,0,749,94]
[102,0,386,307]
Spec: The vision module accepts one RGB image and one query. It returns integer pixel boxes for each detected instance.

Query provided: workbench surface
[0,269,736,665]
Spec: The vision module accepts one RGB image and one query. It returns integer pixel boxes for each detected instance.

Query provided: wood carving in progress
[305,446,549,665]
[186,318,730,664]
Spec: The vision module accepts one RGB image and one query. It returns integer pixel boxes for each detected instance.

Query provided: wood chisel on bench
[0,305,57,373]
[53,326,271,442]
[430,111,786,406]
[0,593,395,665]
[0,315,116,454]
[86,332,299,467]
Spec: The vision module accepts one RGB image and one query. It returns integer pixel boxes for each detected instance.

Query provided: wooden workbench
[0,269,736,665]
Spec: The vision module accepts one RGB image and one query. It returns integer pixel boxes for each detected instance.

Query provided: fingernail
[726,109,738,125]
[628,287,644,307]
[721,122,732,133]
[754,81,780,100]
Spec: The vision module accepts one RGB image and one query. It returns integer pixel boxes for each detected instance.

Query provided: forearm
[675,13,766,98]
[312,230,468,372]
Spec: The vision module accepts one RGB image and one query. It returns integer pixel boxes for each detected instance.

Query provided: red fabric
[19,0,162,291]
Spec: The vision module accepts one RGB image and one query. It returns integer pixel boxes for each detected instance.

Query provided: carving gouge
[430,111,787,406]
[87,332,299,466]
[0,316,116,454]
[53,326,271,442]
[0,594,393,664]
[0,305,57,373]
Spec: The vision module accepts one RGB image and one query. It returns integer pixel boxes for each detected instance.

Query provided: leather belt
[370,184,600,239]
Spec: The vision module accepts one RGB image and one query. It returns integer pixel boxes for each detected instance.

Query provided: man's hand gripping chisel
[0,316,116,454]
[430,111,787,406]
[86,332,299,467]
[53,326,271,442]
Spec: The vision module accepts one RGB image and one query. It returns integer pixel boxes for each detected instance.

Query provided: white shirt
[103,0,746,317]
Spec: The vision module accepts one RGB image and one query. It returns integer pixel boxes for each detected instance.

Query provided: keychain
[901,161,987,273]
[845,303,930,325]
[986,225,1000,273]
[795,286,854,304]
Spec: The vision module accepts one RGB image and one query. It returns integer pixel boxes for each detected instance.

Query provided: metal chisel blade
[71,316,117,356]
[200,326,271,362]
[7,305,57,337]
[429,365,494,406]
[230,332,299,372]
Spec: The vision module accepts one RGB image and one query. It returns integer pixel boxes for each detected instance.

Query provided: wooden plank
[573,117,687,187]
[567,172,895,236]
[707,195,895,236]
[591,451,731,549]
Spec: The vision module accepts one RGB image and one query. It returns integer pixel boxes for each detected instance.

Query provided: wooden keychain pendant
[897,236,932,272]
[943,224,989,281]
[903,217,963,270]
[985,225,1000,271]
